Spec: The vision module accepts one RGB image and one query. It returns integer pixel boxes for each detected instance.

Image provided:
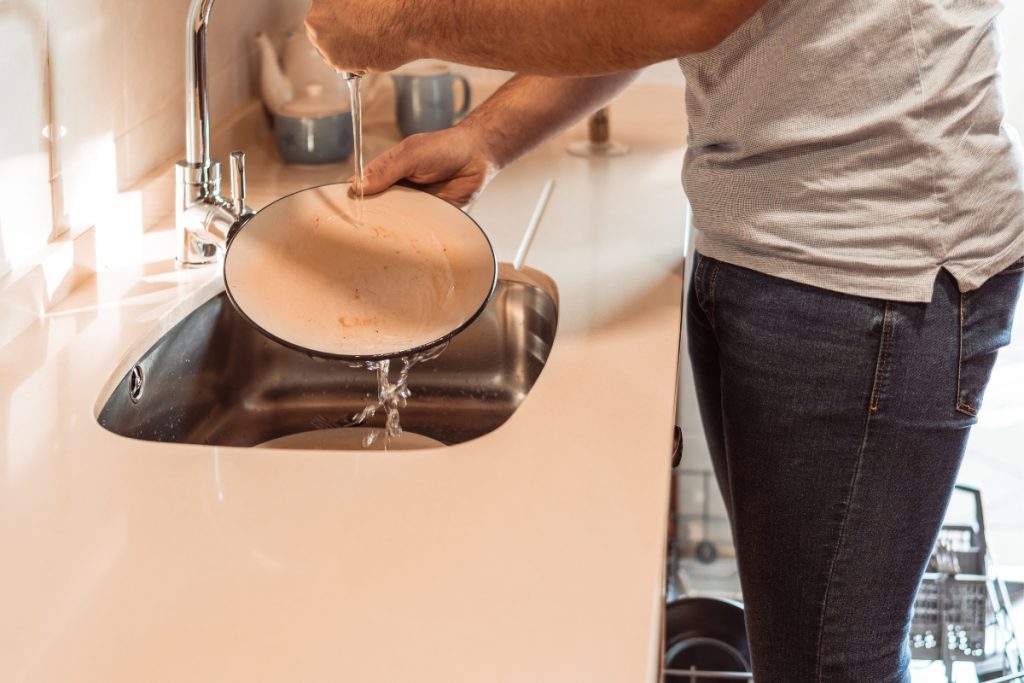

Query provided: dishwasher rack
[663,482,1023,683]
[664,471,754,683]
[908,485,1023,683]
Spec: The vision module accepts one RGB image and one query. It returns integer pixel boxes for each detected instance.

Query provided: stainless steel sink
[97,266,558,448]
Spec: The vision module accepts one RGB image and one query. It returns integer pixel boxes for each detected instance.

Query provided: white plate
[224,183,497,359]
[255,427,445,451]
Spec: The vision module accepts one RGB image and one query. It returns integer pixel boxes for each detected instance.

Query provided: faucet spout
[186,0,215,169]
[176,0,253,266]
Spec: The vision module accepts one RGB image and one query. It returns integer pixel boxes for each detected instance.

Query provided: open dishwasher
[662,477,1022,683]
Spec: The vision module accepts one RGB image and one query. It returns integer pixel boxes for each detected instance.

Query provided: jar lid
[279,82,350,117]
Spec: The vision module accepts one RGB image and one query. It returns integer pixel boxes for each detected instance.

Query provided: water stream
[336,77,447,449]
[346,343,449,448]
[347,76,365,225]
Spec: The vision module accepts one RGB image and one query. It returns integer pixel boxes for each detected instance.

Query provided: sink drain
[128,365,144,403]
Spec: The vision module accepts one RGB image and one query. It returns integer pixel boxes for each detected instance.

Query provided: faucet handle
[229,150,247,218]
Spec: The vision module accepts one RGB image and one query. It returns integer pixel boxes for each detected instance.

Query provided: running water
[346,75,365,225]
[329,74,447,449]
[347,343,449,449]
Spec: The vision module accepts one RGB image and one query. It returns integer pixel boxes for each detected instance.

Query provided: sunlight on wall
[0,0,304,322]
[0,152,52,272]
[0,2,51,281]
[55,133,120,239]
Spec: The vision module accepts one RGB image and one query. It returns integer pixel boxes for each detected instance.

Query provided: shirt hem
[945,233,1024,293]
[694,235,940,303]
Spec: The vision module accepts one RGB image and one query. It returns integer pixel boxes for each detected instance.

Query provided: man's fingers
[348,132,486,205]
[359,144,415,195]
[359,135,456,195]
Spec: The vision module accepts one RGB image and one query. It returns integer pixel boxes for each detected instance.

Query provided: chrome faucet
[176,0,254,266]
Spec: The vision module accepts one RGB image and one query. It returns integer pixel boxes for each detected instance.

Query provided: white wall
[0,0,307,284]
[1001,2,1024,134]
[0,0,53,279]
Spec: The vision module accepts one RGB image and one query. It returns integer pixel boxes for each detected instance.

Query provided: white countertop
[0,83,689,682]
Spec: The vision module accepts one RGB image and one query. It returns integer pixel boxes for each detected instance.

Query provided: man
[306,1,1024,681]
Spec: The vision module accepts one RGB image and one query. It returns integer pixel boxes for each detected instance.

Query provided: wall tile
[1,0,297,296]
[205,0,276,116]
[48,0,125,236]
[42,0,299,245]
[115,95,185,189]
[122,0,187,133]
[0,0,53,280]
[114,0,306,188]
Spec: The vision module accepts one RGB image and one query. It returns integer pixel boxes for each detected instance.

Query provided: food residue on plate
[339,316,376,327]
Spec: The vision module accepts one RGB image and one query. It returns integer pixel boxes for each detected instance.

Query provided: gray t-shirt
[678,0,1024,302]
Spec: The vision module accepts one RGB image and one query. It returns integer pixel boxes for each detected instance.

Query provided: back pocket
[956,262,1024,416]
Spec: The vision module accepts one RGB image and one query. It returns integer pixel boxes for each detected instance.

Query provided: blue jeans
[686,252,1024,682]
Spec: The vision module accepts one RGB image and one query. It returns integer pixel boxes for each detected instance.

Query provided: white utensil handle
[514,179,555,271]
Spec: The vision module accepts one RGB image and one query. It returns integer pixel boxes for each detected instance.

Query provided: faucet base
[175,160,239,266]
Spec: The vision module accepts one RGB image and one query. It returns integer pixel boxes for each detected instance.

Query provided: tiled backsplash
[0,0,307,285]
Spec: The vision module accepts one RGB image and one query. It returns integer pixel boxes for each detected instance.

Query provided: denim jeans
[686,252,1024,683]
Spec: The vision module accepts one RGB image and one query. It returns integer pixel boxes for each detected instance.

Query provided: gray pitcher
[391,64,472,137]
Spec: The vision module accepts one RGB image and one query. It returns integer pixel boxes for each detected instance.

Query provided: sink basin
[97,266,558,448]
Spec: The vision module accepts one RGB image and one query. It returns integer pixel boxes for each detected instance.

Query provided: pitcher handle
[454,75,472,119]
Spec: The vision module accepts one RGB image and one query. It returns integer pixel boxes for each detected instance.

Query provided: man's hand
[357,125,499,208]
[354,73,641,206]
[305,1,415,74]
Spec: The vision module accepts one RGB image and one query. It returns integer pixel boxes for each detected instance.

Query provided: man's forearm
[461,72,641,168]
[307,0,769,80]
[398,0,763,75]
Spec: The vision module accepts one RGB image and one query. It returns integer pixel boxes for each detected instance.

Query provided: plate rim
[223,181,498,361]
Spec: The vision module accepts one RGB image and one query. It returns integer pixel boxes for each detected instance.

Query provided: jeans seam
[814,421,873,681]
[815,303,895,680]
[869,303,896,413]
[707,260,722,330]
[694,255,708,308]
[956,293,978,416]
